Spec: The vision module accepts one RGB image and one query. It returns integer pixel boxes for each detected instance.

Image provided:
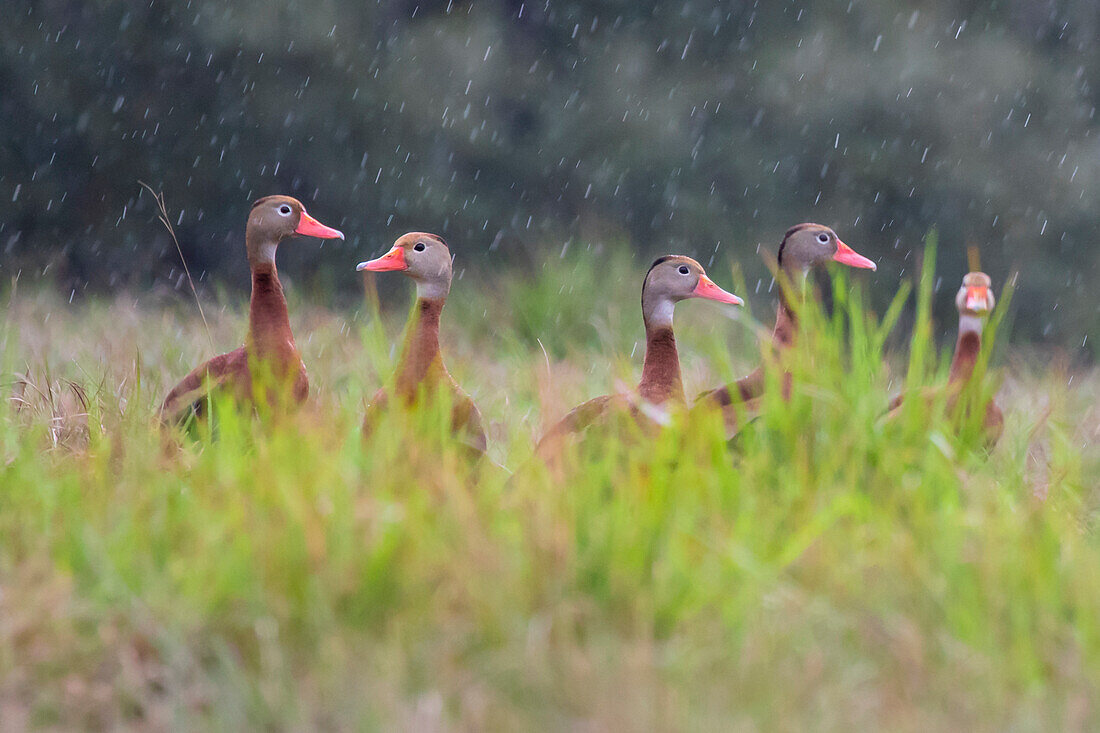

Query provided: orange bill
[832,239,876,270]
[692,274,744,305]
[965,285,991,311]
[295,211,344,239]
[356,246,408,272]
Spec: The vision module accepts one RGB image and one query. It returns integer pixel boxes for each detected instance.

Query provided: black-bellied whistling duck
[357,232,488,453]
[536,255,742,454]
[697,223,875,406]
[160,196,344,420]
[887,271,1003,444]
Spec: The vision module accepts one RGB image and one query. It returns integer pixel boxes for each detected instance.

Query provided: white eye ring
[817,232,830,243]
[678,265,690,275]
[278,205,292,216]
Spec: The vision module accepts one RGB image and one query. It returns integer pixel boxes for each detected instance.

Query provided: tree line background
[2,0,1099,351]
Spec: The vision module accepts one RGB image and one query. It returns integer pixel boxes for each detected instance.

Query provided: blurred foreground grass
[1,251,1099,731]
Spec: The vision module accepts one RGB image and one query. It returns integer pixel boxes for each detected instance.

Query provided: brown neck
[949,326,982,384]
[638,325,685,405]
[773,298,797,347]
[246,262,296,357]
[771,263,804,347]
[395,298,445,398]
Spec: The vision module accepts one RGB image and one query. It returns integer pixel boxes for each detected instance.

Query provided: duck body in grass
[536,255,742,456]
[888,271,1003,445]
[160,196,344,422]
[696,223,876,408]
[357,233,487,454]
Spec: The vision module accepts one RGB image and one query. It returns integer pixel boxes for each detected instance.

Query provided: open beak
[832,239,877,270]
[692,274,744,306]
[965,286,991,312]
[356,246,408,272]
[295,211,344,240]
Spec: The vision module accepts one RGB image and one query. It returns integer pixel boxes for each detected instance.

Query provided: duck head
[641,255,743,328]
[777,223,876,273]
[357,232,452,300]
[956,271,995,317]
[247,195,344,265]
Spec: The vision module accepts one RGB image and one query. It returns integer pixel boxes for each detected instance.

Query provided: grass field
[2,246,1100,731]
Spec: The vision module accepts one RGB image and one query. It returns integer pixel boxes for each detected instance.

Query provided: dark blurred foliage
[2,0,1099,350]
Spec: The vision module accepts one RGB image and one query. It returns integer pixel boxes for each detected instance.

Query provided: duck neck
[638,322,685,405]
[949,314,984,383]
[396,297,445,398]
[773,263,806,347]
[774,298,798,347]
[246,258,296,358]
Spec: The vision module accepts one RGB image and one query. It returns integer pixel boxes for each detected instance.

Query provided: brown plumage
[887,272,1003,445]
[159,195,343,421]
[697,223,876,407]
[536,255,742,456]
[357,232,487,453]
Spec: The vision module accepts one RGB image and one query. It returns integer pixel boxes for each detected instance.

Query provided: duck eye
[678,265,690,275]
[414,242,426,252]
[817,232,830,243]
[278,205,292,216]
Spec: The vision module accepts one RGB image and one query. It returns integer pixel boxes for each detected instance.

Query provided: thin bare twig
[967,244,982,273]
[138,181,215,352]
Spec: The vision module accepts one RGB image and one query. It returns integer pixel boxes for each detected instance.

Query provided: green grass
[1,243,1099,731]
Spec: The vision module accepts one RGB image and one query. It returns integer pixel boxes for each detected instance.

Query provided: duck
[887,271,1003,444]
[696,223,876,407]
[536,255,743,455]
[159,195,344,421]
[357,232,488,453]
